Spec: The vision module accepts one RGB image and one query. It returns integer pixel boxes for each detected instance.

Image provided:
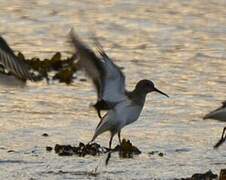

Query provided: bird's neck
[127,88,147,106]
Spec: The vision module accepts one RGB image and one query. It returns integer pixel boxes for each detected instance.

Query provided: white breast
[114,99,144,129]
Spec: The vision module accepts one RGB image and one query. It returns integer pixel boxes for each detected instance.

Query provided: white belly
[115,100,143,128]
[94,99,144,138]
[0,73,26,87]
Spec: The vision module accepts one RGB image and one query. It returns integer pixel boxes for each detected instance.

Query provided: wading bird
[204,101,226,148]
[70,30,169,151]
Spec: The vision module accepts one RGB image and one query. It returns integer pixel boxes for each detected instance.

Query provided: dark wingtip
[0,36,15,56]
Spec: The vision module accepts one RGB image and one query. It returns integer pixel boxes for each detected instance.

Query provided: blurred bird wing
[70,30,126,103]
[0,37,33,81]
[70,31,105,98]
[95,41,126,103]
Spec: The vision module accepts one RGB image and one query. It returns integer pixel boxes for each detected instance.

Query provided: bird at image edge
[204,101,226,148]
[0,36,40,86]
[70,30,169,150]
[204,101,226,122]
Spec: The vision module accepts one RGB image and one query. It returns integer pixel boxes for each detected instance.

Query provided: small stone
[46,146,53,152]
[148,151,155,155]
[42,133,49,137]
[79,78,87,82]
[7,150,15,153]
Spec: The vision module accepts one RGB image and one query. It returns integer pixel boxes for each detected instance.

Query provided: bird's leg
[93,103,102,119]
[214,126,226,149]
[93,100,110,119]
[106,132,114,165]
[220,126,226,140]
[93,102,102,119]
[118,131,122,146]
[109,133,113,150]
[96,108,102,119]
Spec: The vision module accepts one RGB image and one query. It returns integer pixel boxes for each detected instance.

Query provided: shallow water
[0,0,226,179]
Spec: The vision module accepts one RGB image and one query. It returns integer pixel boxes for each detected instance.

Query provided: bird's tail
[90,112,112,142]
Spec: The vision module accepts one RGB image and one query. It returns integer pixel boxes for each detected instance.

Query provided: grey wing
[70,30,106,98]
[0,37,33,81]
[95,42,126,103]
[70,30,126,103]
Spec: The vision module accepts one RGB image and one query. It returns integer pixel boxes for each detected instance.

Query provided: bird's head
[135,79,169,97]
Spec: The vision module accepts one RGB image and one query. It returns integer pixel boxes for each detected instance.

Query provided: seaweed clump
[174,170,217,180]
[52,65,77,84]
[54,142,108,157]
[104,139,142,165]
[48,139,141,158]
[16,51,77,84]
[113,139,141,158]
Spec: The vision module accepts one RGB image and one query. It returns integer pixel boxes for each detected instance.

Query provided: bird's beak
[154,87,169,97]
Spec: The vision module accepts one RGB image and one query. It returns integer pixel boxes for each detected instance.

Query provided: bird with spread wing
[70,30,169,151]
